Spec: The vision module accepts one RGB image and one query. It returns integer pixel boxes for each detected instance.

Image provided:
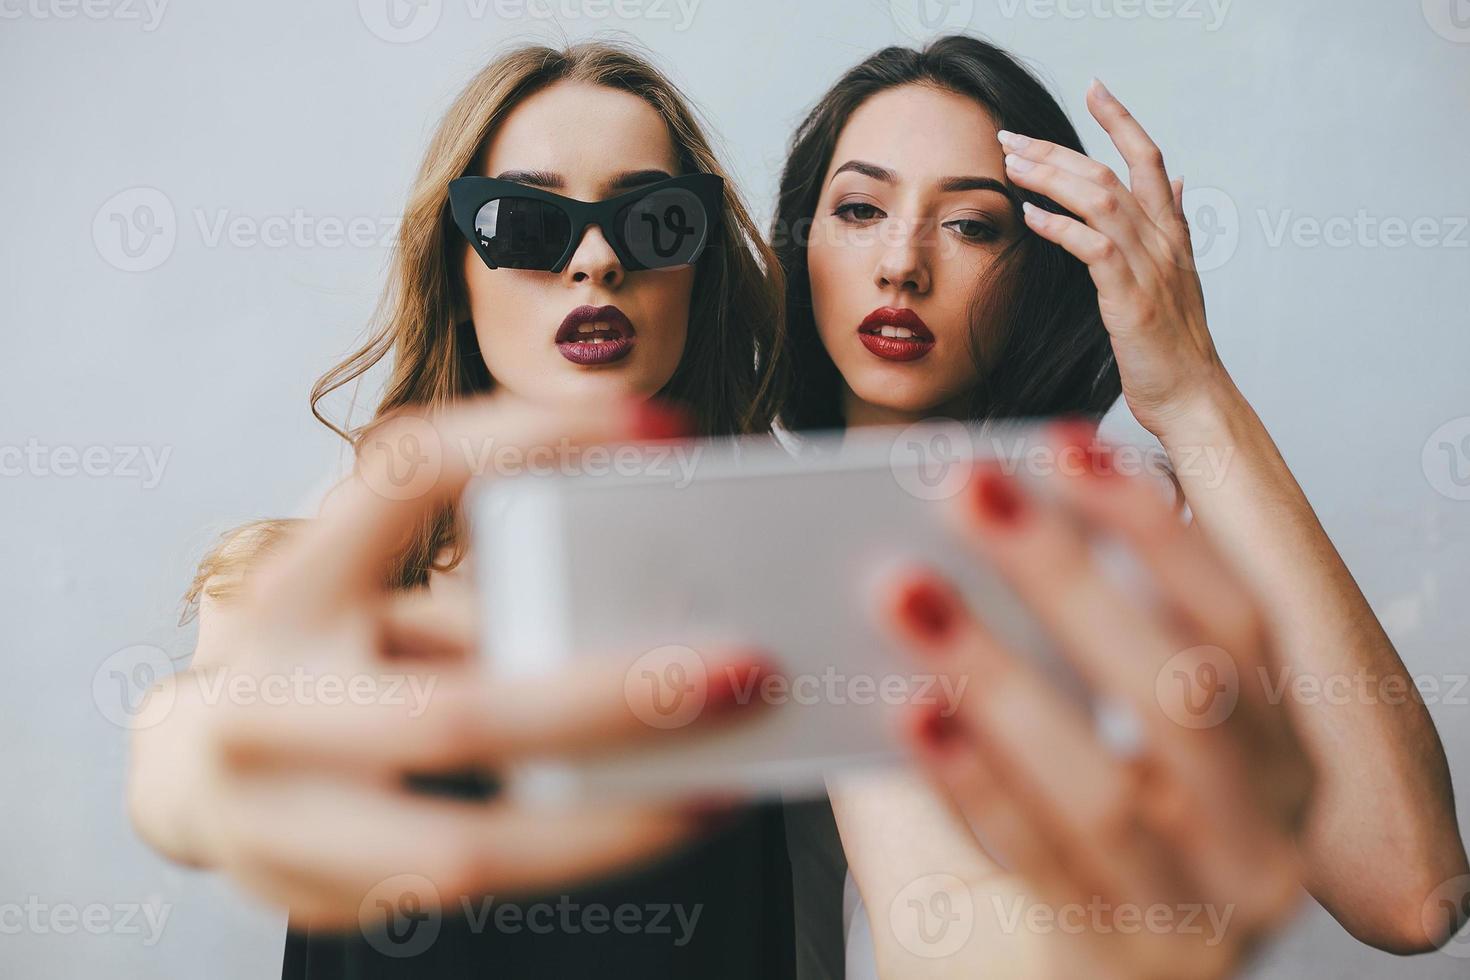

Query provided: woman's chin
[536,365,675,407]
[850,374,961,419]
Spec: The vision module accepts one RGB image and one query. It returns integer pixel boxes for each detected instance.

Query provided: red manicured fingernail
[704,658,774,714]
[971,465,1024,525]
[911,703,961,749]
[631,399,695,440]
[897,578,958,645]
[1055,418,1117,478]
[1053,417,1095,451]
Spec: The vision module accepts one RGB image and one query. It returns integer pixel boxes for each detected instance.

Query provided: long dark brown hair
[772,34,1120,432]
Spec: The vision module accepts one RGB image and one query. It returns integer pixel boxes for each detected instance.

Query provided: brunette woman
[771,34,1469,975]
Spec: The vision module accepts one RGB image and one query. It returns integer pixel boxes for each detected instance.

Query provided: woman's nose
[873,219,931,294]
[564,225,625,289]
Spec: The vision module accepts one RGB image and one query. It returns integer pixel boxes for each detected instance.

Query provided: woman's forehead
[830,84,1003,182]
[483,80,679,192]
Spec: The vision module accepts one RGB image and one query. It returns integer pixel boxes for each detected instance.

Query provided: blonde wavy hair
[182,40,787,617]
[180,518,300,623]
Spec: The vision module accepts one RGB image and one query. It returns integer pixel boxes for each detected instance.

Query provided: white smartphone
[472,419,1090,804]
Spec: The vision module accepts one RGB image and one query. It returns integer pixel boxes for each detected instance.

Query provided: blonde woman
[128,41,807,978]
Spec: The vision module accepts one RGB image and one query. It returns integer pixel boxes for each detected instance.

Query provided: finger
[1166,177,1191,251]
[214,650,775,772]
[1005,155,1152,271]
[1042,422,1314,822]
[907,707,1072,881]
[379,589,477,662]
[903,703,1153,958]
[1086,79,1176,227]
[1045,422,1268,675]
[909,711,1299,969]
[950,462,1181,715]
[961,436,1309,915]
[224,773,716,928]
[998,129,1144,210]
[951,457,1240,795]
[881,569,1181,908]
[1136,768,1306,937]
[250,396,687,625]
[1021,203,1136,297]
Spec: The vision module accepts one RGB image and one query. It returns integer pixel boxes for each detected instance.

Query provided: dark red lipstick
[555,305,636,366]
[857,307,935,362]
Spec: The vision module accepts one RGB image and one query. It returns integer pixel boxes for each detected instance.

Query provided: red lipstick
[555,305,636,366]
[857,307,935,362]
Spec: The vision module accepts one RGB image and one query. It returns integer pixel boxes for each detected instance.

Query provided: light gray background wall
[3,0,1468,976]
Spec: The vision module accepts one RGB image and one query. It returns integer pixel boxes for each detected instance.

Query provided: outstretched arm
[999,78,1468,951]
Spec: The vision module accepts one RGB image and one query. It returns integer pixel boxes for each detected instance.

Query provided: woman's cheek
[806,235,850,346]
[628,270,693,393]
[653,312,689,390]
[469,282,544,389]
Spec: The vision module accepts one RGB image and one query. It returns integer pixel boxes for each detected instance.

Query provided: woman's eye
[946,218,1000,242]
[833,202,884,223]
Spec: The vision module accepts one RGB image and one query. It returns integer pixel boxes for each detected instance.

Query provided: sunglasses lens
[474,197,572,270]
[619,187,711,269]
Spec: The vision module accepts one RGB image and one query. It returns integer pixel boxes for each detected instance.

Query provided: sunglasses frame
[448,172,724,273]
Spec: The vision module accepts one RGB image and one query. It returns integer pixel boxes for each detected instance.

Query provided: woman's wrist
[1152,370,1256,458]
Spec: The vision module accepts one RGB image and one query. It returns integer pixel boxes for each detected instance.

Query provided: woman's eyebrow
[938,175,1011,197]
[829,159,895,185]
[608,169,674,191]
[490,169,671,194]
[494,169,563,188]
[828,163,1013,201]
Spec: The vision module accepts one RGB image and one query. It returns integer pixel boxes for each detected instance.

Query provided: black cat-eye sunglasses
[448,172,723,273]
